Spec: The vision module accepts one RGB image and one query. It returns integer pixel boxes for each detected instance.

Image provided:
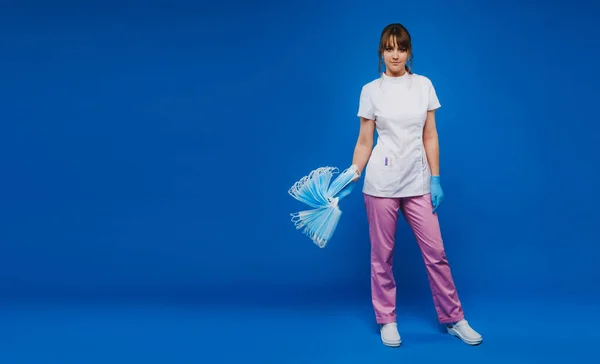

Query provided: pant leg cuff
[376,315,397,325]
[439,312,464,324]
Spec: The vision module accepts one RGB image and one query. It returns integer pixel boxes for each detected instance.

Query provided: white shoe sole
[447,327,482,345]
[382,337,402,347]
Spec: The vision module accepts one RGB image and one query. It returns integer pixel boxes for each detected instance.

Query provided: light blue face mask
[288,164,360,248]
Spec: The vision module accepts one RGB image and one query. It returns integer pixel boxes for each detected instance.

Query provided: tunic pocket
[365,145,403,194]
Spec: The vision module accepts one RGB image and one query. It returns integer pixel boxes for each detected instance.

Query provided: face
[382,36,409,76]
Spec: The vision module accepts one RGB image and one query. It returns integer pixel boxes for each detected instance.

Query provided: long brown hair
[378,23,413,74]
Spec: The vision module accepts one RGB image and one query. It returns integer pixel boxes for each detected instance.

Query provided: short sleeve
[427,81,441,111]
[357,85,375,120]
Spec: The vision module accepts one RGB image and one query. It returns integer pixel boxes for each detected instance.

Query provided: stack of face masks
[288,164,360,248]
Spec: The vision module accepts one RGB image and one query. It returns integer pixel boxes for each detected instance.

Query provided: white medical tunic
[357,72,441,198]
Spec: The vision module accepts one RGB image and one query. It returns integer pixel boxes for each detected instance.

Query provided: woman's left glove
[430,176,444,213]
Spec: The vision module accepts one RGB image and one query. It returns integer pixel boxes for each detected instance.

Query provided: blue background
[0,0,598,363]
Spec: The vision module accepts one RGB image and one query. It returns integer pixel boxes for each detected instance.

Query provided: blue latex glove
[430,176,444,213]
[335,181,355,202]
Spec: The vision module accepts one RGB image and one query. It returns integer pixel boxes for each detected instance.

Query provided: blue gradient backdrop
[0,0,598,362]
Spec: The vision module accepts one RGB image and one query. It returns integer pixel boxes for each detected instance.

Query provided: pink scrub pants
[364,192,465,325]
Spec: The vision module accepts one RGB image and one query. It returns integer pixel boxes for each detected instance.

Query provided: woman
[338,23,483,347]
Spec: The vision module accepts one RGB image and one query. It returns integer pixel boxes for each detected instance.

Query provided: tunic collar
[381,71,411,84]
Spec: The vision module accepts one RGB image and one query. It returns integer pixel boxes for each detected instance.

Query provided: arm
[423,109,444,213]
[333,117,374,201]
[351,117,375,181]
[423,110,439,176]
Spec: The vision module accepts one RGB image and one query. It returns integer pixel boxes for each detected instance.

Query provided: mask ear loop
[289,166,339,208]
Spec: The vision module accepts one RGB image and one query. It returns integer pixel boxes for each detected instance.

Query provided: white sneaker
[380,322,402,347]
[447,319,483,345]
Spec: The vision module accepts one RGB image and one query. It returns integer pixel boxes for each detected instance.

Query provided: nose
[392,50,400,58]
